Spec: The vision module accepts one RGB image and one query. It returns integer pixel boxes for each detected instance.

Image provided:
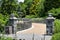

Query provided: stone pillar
[9,13,18,34]
[46,13,55,35]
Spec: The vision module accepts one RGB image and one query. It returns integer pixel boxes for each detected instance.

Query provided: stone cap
[46,13,55,20]
[9,13,17,19]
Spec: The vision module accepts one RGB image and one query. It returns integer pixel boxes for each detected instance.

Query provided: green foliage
[19,0,45,17]
[29,0,45,17]
[0,0,18,32]
[0,0,60,33]
[0,36,12,40]
[0,0,18,15]
[48,8,60,19]
[25,15,37,18]
[31,18,45,23]
[18,0,60,18]
[44,0,60,12]
[18,3,27,17]
[51,33,60,40]
[5,37,12,40]
[18,0,33,17]
[52,19,60,40]
[0,14,9,33]
[54,19,60,33]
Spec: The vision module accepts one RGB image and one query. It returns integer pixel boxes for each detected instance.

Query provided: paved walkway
[17,23,46,35]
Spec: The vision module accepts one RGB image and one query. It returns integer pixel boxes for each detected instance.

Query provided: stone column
[46,13,55,35]
[9,13,18,34]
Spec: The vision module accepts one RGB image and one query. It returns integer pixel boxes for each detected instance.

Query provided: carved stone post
[9,13,18,34]
[46,13,55,35]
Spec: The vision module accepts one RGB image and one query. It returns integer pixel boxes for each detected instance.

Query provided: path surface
[17,23,46,35]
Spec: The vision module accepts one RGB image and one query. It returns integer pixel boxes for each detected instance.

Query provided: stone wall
[0,34,52,40]
[17,34,52,40]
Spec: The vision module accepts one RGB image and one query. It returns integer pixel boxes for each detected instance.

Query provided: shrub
[51,32,60,40]
[25,15,37,18]
[31,18,45,23]
[0,36,12,40]
[54,19,60,33]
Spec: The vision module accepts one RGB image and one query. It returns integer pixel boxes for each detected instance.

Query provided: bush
[25,15,37,18]
[54,19,60,33]
[31,18,45,23]
[0,36,12,40]
[51,33,60,40]
[51,19,60,40]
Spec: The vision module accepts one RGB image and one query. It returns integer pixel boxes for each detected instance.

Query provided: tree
[0,0,18,15]
[29,0,45,17]
[0,0,18,33]
[19,0,45,18]
[18,0,33,18]
[44,0,60,12]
